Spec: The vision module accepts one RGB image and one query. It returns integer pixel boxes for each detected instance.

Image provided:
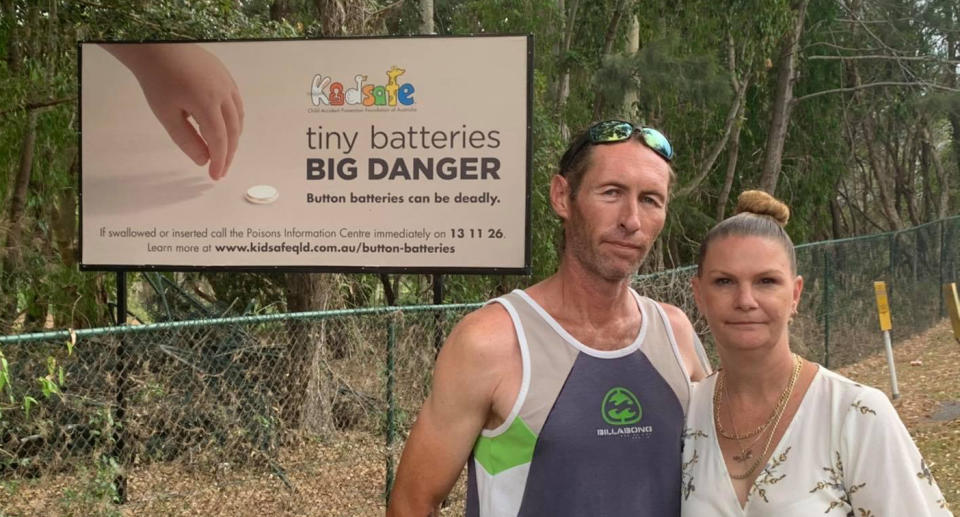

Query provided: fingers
[222,97,241,177]
[232,88,245,128]
[154,108,209,167]
[194,103,229,180]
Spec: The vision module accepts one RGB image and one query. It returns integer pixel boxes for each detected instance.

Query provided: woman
[681,190,951,516]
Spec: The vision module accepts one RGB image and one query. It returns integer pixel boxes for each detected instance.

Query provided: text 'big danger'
[306,157,500,181]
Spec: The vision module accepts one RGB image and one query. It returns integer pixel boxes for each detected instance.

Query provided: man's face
[554,141,671,281]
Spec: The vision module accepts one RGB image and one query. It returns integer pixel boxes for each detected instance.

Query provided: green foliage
[0,0,956,317]
[20,395,37,420]
[0,351,11,403]
[57,456,123,517]
[1,338,69,419]
[594,35,732,123]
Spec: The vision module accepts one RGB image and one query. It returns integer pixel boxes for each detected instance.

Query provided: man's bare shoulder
[443,301,518,363]
[657,302,707,381]
[657,302,691,328]
[387,302,519,515]
[431,301,522,427]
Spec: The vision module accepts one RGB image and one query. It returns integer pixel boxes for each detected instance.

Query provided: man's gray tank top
[466,288,691,517]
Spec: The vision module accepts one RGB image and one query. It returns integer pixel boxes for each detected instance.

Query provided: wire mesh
[0,216,956,514]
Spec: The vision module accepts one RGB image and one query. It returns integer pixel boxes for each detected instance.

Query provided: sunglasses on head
[567,120,674,166]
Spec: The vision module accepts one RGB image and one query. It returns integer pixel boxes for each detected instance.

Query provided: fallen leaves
[835,319,960,512]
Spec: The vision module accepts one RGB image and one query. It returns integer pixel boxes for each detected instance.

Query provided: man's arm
[659,302,709,381]
[387,304,518,516]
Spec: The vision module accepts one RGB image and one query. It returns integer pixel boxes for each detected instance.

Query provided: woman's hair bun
[735,190,789,227]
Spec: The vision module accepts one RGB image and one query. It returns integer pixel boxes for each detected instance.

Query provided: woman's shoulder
[815,366,869,391]
[813,366,898,419]
[816,366,885,395]
[687,371,718,417]
[690,370,719,396]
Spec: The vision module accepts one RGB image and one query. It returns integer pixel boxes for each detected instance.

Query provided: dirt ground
[1,321,957,516]
[832,320,960,511]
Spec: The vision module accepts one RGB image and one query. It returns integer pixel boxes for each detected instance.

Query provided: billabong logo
[310,65,415,107]
[601,387,642,426]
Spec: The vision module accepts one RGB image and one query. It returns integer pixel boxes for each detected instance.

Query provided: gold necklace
[715,372,768,440]
[726,391,767,463]
[715,371,768,463]
[714,355,799,441]
[714,354,803,480]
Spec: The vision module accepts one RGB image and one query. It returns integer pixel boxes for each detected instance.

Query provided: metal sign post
[113,271,128,502]
[873,281,900,400]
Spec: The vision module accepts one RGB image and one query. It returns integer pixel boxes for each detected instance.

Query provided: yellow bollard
[874,281,893,332]
[874,281,899,399]
[944,283,960,344]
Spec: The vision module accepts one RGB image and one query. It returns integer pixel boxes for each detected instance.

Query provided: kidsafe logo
[310,65,415,108]
[601,387,642,426]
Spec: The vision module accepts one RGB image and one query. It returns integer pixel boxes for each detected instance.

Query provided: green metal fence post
[822,248,831,368]
[889,232,897,305]
[434,274,445,354]
[385,315,397,503]
[940,219,947,318]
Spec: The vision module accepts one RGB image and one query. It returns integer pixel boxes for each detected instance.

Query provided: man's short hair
[557,128,598,200]
[557,123,676,200]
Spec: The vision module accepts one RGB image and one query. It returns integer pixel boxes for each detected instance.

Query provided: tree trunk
[948,28,960,192]
[592,0,631,119]
[52,150,78,268]
[829,197,843,239]
[315,0,350,36]
[899,133,921,226]
[2,0,19,73]
[52,151,87,328]
[555,0,579,140]
[758,0,809,194]
[715,34,750,219]
[420,0,434,34]
[379,274,397,305]
[280,273,338,432]
[270,0,291,21]
[0,109,38,329]
[621,15,640,117]
[678,77,748,197]
[943,6,960,184]
[2,109,38,271]
[921,125,950,220]
[864,117,903,230]
[716,100,745,221]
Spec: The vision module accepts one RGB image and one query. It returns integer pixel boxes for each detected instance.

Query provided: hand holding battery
[104,44,244,180]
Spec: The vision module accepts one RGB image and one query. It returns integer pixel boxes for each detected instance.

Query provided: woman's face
[692,235,802,353]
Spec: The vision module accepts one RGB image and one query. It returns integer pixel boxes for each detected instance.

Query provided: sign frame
[77,35,533,275]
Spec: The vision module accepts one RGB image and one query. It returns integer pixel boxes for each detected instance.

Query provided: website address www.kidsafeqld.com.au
[211,241,456,255]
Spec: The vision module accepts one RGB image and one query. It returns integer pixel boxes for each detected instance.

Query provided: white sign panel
[80,36,531,272]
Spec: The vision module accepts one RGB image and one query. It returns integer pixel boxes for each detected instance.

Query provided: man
[387,121,709,516]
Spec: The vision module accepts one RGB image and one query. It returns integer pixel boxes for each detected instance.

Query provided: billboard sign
[79,36,531,273]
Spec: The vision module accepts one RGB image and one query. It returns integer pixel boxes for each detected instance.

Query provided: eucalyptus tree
[1,0,957,324]
[0,1,95,332]
[796,0,959,234]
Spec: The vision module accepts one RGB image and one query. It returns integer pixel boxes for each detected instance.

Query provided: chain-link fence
[0,215,957,514]
[0,304,480,515]
[637,216,960,369]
